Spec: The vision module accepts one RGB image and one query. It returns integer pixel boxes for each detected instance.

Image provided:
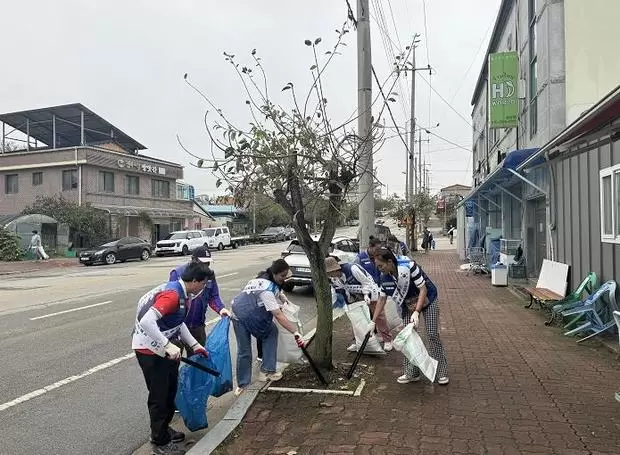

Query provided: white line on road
[29,301,113,321]
[0,353,135,413]
[216,272,238,279]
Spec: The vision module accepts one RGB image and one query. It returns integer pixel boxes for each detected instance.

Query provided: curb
[186,309,346,455]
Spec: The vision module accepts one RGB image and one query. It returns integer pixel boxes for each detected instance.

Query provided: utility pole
[252,193,256,234]
[357,0,374,249]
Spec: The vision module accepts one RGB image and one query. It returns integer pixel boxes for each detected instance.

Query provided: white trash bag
[276,302,304,364]
[392,323,438,382]
[345,301,384,353]
[384,297,404,332]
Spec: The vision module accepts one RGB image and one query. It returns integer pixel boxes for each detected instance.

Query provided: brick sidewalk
[0,258,79,275]
[215,251,620,455]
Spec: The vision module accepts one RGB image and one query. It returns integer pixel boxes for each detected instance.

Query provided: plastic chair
[561,281,618,343]
[545,272,598,326]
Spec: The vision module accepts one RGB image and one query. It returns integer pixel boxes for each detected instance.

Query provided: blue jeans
[232,319,278,388]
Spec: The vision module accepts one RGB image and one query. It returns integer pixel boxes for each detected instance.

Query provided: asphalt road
[0,240,321,455]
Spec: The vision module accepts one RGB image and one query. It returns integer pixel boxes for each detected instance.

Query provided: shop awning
[459,148,543,213]
[93,204,195,219]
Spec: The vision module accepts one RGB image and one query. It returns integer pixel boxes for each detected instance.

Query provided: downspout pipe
[545,149,556,261]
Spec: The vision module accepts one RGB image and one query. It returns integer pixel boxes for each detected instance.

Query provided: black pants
[257,338,263,359]
[136,352,179,446]
[182,325,207,356]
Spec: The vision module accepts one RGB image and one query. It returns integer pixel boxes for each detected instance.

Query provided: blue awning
[459,148,542,213]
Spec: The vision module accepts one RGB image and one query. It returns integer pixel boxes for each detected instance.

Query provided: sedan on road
[78,237,152,265]
[280,236,359,292]
[258,226,287,243]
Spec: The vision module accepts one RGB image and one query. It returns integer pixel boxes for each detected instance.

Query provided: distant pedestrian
[30,230,49,260]
[371,247,449,385]
[447,225,455,245]
[422,228,432,253]
[230,259,304,396]
[132,262,211,455]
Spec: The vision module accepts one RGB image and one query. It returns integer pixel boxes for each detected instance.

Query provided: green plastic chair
[545,272,598,326]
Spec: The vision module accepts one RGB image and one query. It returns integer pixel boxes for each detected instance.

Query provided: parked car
[280,235,359,292]
[78,237,151,266]
[155,230,207,256]
[283,226,296,240]
[356,223,392,243]
[258,226,287,243]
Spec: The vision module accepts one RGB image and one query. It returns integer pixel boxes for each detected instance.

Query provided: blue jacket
[354,251,381,284]
[170,262,224,327]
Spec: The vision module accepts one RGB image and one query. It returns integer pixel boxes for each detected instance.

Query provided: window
[125,175,140,195]
[62,169,78,191]
[32,172,43,186]
[4,174,18,194]
[151,179,170,198]
[600,165,620,243]
[98,171,115,192]
[529,0,538,138]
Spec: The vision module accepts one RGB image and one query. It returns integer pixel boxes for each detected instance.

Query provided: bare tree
[180,22,412,369]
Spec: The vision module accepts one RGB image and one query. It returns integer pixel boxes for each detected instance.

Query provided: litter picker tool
[296,335,328,385]
[346,331,371,379]
[180,356,220,377]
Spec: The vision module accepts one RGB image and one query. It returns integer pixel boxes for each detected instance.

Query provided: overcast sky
[0,0,501,197]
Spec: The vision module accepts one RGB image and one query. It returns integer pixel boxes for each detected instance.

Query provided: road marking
[0,353,135,413]
[217,272,238,279]
[29,301,113,321]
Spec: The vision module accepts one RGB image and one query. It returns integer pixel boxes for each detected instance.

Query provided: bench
[524,259,569,311]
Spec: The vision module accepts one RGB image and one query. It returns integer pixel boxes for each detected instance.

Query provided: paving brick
[214,251,620,454]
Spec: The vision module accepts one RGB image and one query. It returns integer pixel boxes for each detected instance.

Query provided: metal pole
[52,114,56,148]
[80,110,85,145]
[252,193,256,234]
[1,122,5,153]
[26,118,30,151]
[357,0,374,247]
[409,46,416,202]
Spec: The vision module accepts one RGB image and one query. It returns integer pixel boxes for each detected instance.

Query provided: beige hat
[324,256,341,273]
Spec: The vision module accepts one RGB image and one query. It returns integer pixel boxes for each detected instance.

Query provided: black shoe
[169,428,185,443]
[150,428,185,444]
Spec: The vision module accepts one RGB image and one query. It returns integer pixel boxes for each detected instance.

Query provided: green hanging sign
[488,51,519,129]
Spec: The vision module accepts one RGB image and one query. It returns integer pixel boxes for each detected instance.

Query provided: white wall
[565,0,620,124]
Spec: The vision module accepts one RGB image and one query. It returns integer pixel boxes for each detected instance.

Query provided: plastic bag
[344,301,384,353]
[205,318,233,397]
[276,302,304,364]
[392,323,438,382]
[175,354,213,431]
[384,297,403,332]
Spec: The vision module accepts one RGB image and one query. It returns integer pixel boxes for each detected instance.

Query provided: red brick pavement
[215,251,620,455]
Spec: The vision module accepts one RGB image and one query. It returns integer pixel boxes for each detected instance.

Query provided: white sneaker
[397,374,421,384]
[438,376,450,385]
[258,371,283,382]
[234,387,244,396]
[256,357,262,362]
[383,342,393,352]
[347,343,358,352]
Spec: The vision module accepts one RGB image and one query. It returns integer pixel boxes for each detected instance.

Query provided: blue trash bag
[175,354,213,431]
[206,317,233,398]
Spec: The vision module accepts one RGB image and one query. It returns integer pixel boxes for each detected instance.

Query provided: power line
[417,73,472,127]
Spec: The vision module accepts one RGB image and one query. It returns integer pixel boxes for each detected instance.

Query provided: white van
[202,227,233,250]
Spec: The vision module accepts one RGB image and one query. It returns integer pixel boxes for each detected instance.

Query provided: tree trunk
[307,245,333,370]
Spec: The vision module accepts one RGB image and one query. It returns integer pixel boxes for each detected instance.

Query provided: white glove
[219,308,231,317]
[363,294,371,305]
[366,321,376,334]
[410,310,420,328]
[164,341,181,360]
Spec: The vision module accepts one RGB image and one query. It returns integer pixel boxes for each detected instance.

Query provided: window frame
[62,169,78,191]
[125,175,140,195]
[151,179,171,199]
[600,164,620,243]
[4,174,18,194]
[98,171,115,193]
[32,172,43,186]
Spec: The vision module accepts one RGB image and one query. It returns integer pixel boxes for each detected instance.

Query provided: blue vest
[354,251,381,284]
[231,279,279,340]
[333,263,365,302]
[379,273,397,297]
[172,263,217,327]
[138,280,187,335]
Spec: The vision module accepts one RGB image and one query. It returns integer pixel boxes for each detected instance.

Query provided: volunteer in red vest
[132,262,210,455]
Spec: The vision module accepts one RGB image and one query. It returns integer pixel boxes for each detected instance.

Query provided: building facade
[463,0,620,277]
[0,104,196,244]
